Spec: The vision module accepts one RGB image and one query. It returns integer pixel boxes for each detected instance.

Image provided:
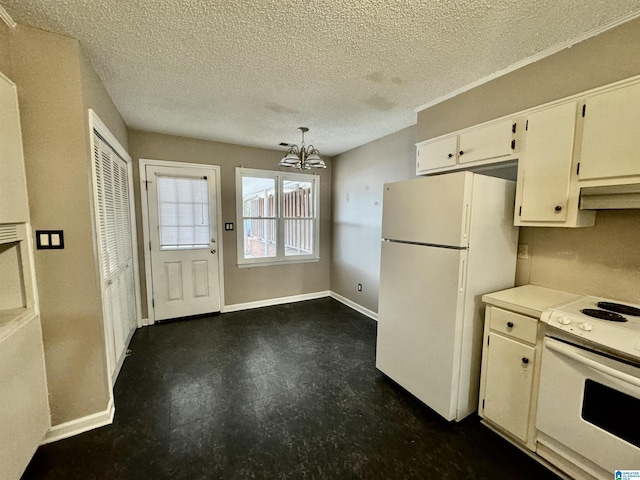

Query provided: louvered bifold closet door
[93,132,137,381]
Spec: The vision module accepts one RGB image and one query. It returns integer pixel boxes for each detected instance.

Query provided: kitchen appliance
[376,171,518,421]
[538,297,640,479]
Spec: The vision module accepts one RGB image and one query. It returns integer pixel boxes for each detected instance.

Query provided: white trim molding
[330,291,378,321]
[0,4,16,28]
[41,399,115,445]
[223,291,330,313]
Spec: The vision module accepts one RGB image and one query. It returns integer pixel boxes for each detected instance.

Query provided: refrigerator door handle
[459,257,466,293]
[463,203,471,239]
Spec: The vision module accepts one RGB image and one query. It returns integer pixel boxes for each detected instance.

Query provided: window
[236,167,320,266]
[157,175,210,250]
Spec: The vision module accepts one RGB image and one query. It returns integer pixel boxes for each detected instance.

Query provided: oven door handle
[546,339,640,388]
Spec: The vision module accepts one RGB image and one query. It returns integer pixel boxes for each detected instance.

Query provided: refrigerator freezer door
[376,240,467,421]
[381,171,472,247]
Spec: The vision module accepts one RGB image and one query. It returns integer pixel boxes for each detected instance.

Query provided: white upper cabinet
[416,135,457,172]
[579,81,640,181]
[515,102,594,227]
[458,119,514,164]
[0,73,29,224]
[416,118,519,175]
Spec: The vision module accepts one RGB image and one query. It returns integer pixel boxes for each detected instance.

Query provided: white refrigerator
[376,171,518,421]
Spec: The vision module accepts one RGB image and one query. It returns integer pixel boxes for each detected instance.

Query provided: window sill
[237,257,320,268]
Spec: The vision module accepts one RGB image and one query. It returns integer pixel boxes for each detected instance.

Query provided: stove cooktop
[541,296,640,362]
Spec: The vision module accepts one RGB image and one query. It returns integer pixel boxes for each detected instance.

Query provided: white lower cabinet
[479,306,541,450]
[482,333,535,442]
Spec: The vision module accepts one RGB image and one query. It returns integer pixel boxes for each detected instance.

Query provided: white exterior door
[145,165,221,321]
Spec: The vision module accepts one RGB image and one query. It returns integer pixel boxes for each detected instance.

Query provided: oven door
[536,337,640,478]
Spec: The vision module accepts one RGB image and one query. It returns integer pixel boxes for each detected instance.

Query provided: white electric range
[537,296,640,479]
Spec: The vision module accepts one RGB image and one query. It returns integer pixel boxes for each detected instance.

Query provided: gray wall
[331,126,416,313]
[127,130,332,312]
[332,16,640,314]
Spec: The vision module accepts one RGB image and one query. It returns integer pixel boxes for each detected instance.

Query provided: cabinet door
[482,333,535,442]
[416,135,457,173]
[579,82,640,180]
[458,119,513,164]
[0,72,29,224]
[519,102,577,222]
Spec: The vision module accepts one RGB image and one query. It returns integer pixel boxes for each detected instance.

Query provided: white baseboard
[222,291,331,313]
[330,291,378,321]
[41,399,115,445]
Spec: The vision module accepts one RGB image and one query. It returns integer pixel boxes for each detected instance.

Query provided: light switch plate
[36,230,65,249]
[225,223,234,231]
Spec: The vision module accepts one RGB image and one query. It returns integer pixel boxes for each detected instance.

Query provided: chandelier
[278,127,326,170]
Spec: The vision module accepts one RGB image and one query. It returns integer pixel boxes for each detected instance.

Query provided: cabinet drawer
[489,307,537,344]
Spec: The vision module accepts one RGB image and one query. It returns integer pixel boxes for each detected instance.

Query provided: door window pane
[157,176,209,249]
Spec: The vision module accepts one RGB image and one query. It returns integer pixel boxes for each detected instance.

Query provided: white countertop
[482,285,585,319]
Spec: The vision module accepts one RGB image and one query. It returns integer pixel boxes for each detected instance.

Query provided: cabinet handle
[522,357,529,364]
[554,205,562,212]
[448,153,453,158]
[507,321,514,328]
[459,150,464,156]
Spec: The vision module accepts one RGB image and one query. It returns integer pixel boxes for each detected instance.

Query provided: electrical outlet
[357,283,362,292]
[517,244,529,260]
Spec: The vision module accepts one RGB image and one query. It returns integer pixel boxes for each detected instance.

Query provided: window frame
[235,167,320,267]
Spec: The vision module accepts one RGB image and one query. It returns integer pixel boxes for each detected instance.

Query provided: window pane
[157,176,209,249]
[243,219,277,258]
[243,177,276,217]
[282,180,313,218]
[284,219,314,256]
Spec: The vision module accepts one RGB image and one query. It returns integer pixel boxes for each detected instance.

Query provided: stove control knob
[579,322,593,332]
[558,316,571,325]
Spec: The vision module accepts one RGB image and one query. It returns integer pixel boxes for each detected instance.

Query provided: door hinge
[487,336,490,346]
[511,139,516,150]
[525,119,528,131]
[482,399,485,409]
[512,123,517,134]
[518,206,522,217]
[582,104,586,117]
[152,299,154,308]
[149,241,152,250]
[576,162,581,175]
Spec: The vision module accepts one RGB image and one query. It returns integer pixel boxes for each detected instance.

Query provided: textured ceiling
[3,1,640,156]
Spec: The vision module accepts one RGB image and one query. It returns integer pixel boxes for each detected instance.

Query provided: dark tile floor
[22,298,560,479]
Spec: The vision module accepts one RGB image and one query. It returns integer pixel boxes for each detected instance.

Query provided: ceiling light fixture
[278,127,326,170]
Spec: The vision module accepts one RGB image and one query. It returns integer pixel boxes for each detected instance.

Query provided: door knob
[554,205,562,212]
[211,238,216,243]
[522,357,529,364]
[211,249,216,254]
